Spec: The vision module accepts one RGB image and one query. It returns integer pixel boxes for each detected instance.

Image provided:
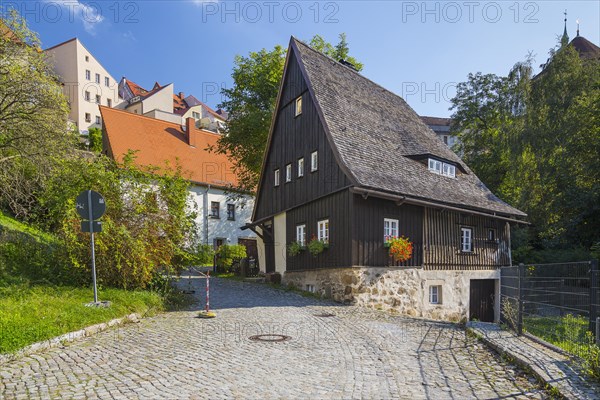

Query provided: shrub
[215,244,247,272]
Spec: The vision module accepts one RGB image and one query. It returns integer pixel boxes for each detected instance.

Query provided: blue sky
[8,0,600,117]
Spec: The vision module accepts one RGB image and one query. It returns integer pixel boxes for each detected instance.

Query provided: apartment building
[45,38,122,134]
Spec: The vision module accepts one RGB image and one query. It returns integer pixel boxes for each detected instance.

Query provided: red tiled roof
[420,116,452,126]
[100,106,239,188]
[126,80,149,97]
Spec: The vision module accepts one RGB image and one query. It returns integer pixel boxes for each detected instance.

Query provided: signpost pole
[87,190,98,304]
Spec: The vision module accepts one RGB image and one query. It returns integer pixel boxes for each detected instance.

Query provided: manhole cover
[248,334,291,342]
[314,313,336,318]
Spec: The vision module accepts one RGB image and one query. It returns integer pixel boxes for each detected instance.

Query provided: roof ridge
[43,37,77,52]
[99,106,222,137]
[292,37,413,110]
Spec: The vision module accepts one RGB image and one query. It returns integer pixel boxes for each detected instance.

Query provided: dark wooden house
[247,38,527,322]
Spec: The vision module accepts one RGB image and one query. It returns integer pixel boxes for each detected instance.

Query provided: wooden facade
[251,38,523,275]
[253,51,351,221]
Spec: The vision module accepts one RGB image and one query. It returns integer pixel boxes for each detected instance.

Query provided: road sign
[76,190,106,220]
[81,221,102,233]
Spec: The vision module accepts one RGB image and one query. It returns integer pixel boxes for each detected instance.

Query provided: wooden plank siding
[285,190,352,271]
[352,195,423,267]
[423,208,510,270]
[254,51,352,221]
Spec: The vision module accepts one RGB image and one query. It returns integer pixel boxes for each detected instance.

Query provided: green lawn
[524,314,592,356]
[0,284,163,354]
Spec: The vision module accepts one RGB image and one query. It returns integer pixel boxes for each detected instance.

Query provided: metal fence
[500,260,600,357]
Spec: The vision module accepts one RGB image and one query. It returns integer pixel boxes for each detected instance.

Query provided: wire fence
[500,260,600,358]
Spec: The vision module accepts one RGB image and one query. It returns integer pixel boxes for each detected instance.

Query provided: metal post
[518,263,524,335]
[206,271,210,313]
[589,260,598,336]
[88,190,98,304]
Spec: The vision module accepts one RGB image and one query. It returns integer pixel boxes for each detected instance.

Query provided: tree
[214,34,363,193]
[0,9,74,219]
[450,39,600,258]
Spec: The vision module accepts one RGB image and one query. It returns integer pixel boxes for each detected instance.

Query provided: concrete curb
[0,313,141,365]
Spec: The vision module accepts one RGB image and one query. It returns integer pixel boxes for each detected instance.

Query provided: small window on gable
[295,96,302,116]
[274,169,280,187]
[298,158,304,178]
[95,73,100,84]
[318,219,329,243]
[311,151,318,172]
[85,55,89,62]
[105,77,110,87]
[461,227,473,252]
[85,70,90,80]
[429,285,442,304]
[285,164,292,183]
[296,224,306,246]
[383,218,399,241]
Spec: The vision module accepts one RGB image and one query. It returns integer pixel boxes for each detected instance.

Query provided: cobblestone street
[1,275,547,399]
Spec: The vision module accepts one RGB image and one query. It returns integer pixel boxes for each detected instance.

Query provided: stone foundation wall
[283,267,500,323]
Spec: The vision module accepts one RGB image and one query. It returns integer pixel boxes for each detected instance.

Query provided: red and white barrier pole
[206,271,210,313]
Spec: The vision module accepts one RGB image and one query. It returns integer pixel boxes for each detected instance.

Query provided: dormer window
[428,158,455,178]
[295,96,302,116]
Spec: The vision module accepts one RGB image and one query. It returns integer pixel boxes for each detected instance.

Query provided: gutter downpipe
[203,185,210,245]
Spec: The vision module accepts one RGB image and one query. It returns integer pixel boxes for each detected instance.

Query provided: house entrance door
[469,279,496,322]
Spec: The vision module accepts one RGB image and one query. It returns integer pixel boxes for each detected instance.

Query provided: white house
[44,38,122,134]
[100,106,257,259]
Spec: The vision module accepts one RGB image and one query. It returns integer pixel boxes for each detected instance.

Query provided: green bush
[215,244,246,273]
[307,238,327,257]
[191,244,215,266]
[287,241,304,257]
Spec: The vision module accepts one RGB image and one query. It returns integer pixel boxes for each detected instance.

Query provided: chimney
[186,117,197,147]
[179,92,185,99]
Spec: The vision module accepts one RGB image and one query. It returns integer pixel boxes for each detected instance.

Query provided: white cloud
[44,0,105,35]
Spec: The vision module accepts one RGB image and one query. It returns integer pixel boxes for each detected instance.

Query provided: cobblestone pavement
[1,275,548,399]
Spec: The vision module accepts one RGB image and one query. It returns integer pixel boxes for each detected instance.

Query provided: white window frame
[95,95,101,104]
[105,77,110,87]
[85,70,90,80]
[311,151,318,172]
[428,158,442,174]
[285,164,292,183]
[274,169,280,187]
[317,219,329,243]
[85,113,91,123]
[298,158,304,178]
[192,111,201,119]
[296,224,306,246]
[85,91,90,101]
[443,163,456,178]
[295,96,302,116]
[461,227,473,252]
[95,116,101,125]
[383,218,399,240]
[429,158,456,178]
[429,286,441,304]
[95,73,100,84]
[488,228,497,241]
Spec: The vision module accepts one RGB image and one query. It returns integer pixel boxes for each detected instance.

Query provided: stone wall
[283,267,500,323]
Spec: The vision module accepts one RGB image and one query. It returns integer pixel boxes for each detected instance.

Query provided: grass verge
[0,284,163,354]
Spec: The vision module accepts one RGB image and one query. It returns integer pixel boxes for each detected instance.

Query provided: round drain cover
[248,334,291,342]
[314,313,336,318]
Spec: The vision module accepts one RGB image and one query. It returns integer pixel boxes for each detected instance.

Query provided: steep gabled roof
[420,116,452,126]
[288,38,525,218]
[100,106,239,188]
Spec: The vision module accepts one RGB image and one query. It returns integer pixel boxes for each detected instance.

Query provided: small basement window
[429,285,442,304]
[461,227,473,252]
[311,151,318,172]
[274,169,280,186]
[295,96,302,116]
[298,158,304,177]
[285,164,292,183]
